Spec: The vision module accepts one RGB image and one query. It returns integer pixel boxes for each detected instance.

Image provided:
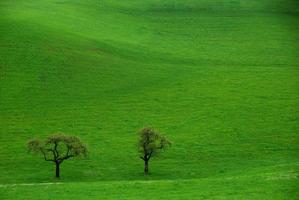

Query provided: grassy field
[1,0,299,199]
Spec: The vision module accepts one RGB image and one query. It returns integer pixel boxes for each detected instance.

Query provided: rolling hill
[1,0,299,199]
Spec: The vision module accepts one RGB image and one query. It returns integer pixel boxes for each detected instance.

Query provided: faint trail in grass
[1,165,298,188]
[0,182,63,188]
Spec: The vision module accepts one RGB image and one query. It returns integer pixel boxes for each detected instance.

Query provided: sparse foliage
[28,133,87,178]
[138,127,171,174]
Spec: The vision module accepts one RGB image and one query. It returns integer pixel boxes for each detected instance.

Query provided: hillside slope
[0,0,299,199]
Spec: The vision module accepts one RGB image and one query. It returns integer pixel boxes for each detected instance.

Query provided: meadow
[0,0,299,199]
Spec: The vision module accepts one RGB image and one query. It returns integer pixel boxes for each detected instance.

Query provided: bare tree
[138,127,171,174]
[28,133,87,178]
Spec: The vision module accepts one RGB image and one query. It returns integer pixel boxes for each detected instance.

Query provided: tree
[138,127,171,174]
[27,133,87,178]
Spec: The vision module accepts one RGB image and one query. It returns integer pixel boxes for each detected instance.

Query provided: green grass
[0,0,299,199]
[1,169,298,200]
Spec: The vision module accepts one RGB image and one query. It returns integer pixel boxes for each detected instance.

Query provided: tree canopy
[28,133,87,178]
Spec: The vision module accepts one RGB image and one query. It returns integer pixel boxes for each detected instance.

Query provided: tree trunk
[55,162,60,178]
[144,160,149,174]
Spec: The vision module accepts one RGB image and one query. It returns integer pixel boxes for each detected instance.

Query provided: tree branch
[54,141,59,159]
[59,154,74,162]
[140,156,145,161]
[41,150,54,162]
[59,146,74,162]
